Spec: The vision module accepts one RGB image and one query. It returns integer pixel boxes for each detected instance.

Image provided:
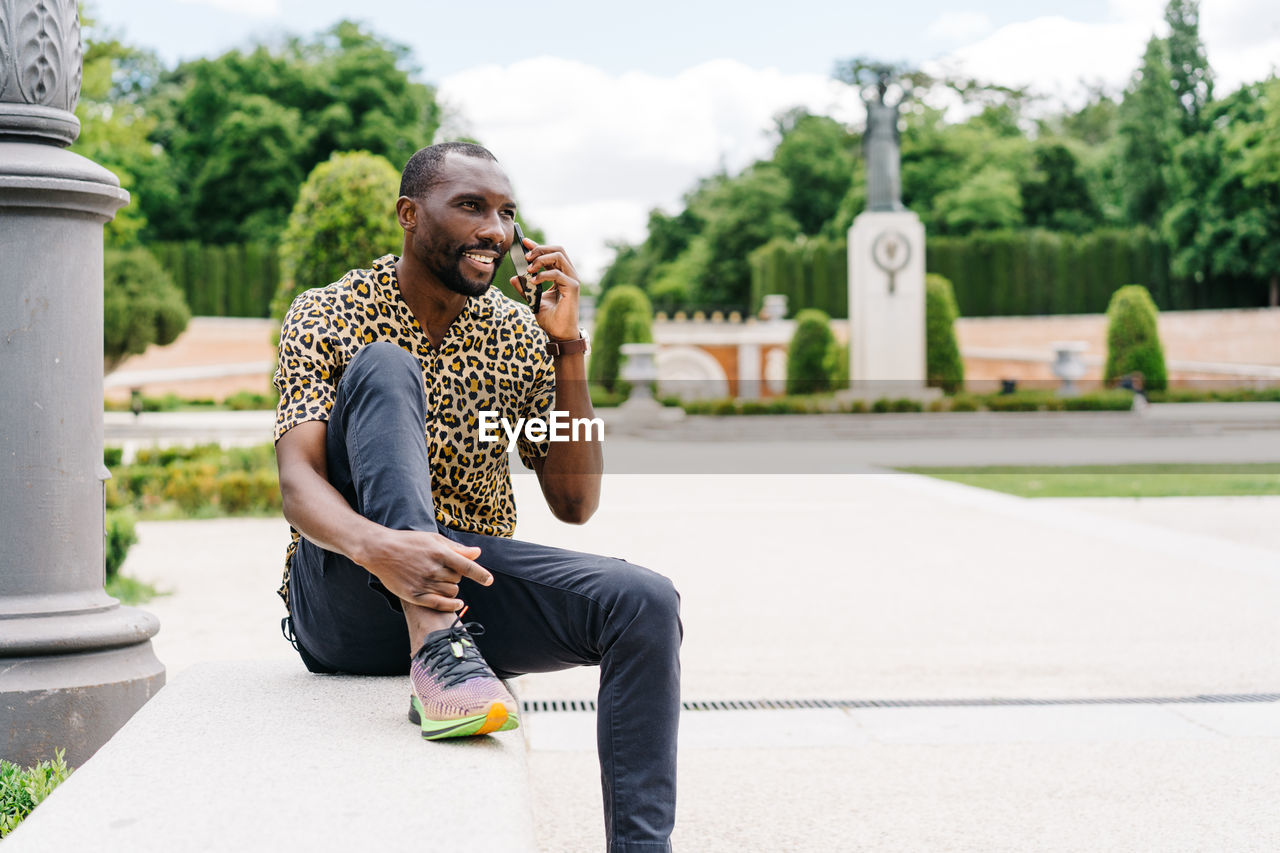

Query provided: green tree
[1020,142,1100,232]
[1165,80,1279,307]
[925,274,965,394]
[103,248,191,372]
[1116,37,1181,228]
[785,308,837,394]
[693,165,801,307]
[192,94,312,243]
[899,106,1032,234]
[1164,0,1214,136]
[273,151,403,319]
[1103,285,1167,390]
[771,110,858,235]
[588,285,653,393]
[932,165,1023,234]
[71,10,177,245]
[144,21,438,242]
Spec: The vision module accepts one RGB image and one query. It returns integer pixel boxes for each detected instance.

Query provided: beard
[431,242,499,298]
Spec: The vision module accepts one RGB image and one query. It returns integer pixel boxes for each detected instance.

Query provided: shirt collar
[371,254,496,348]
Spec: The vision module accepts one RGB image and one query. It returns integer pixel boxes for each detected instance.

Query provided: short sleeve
[273,291,341,442]
[516,350,556,470]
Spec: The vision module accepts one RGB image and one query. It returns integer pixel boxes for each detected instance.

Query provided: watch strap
[546,336,588,357]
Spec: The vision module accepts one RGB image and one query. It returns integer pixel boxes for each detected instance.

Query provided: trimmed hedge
[148,242,280,318]
[589,285,654,393]
[274,151,404,321]
[925,274,964,393]
[749,227,1267,318]
[786,308,838,394]
[1104,285,1168,391]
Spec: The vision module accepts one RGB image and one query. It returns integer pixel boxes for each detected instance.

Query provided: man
[273,141,681,852]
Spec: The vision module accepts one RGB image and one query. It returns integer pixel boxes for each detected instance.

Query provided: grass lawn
[897,463,1280,498]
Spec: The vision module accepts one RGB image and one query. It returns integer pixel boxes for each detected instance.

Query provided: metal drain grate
[522,693,1280,714]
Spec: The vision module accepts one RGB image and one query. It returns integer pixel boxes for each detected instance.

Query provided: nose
[476,211,505,248]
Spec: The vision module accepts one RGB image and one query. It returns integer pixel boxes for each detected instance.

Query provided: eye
[460,200,480,211]
[500,209,516,219]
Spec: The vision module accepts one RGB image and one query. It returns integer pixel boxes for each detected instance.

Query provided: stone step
[4,660,537,852]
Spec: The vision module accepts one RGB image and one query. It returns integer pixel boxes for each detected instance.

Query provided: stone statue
[862,70,905,212]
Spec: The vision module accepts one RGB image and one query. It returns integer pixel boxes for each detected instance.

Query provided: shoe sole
[408,695,520,740]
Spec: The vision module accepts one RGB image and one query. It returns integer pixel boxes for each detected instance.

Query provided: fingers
[414,591,465,612]
[442,542,494,587]
[525,247,577,279]
[527,268,576,295]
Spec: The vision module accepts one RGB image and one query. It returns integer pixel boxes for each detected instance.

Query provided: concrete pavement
[82,461,1280,852]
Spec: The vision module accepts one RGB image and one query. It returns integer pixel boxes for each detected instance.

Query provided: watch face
[871,230,911,273]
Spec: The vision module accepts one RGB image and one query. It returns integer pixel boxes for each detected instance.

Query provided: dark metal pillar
[0,0,164,767]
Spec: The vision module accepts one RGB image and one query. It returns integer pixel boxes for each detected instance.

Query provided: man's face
[409,155,517,298]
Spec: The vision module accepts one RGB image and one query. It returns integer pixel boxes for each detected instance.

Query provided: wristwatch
[546,329,590,357]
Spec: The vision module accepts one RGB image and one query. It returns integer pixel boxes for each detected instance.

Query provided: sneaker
[407,619,519,740]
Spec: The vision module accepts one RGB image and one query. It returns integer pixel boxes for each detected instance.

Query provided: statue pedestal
[846,210,929,394]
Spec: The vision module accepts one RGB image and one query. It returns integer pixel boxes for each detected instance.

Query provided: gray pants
[286,342,682,852]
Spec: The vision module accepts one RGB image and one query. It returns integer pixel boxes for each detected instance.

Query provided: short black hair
[400,142,498,199]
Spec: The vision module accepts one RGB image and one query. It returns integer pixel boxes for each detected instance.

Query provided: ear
[396,196,417,232]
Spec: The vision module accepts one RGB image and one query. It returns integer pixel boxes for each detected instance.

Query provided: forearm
[538,352,603,520]
[279,459,385,567]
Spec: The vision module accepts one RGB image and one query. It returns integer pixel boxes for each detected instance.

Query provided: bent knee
[347,341,418,380]
[614,563,681,623]
[343,342,422,393]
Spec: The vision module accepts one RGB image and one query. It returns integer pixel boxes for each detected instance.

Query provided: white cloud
[439,57,860,281]
[933,0,1280,112]
[175,0,282,18]
[1199,0,1280,93]
[926,11,994,43]
[932,16,1152,108]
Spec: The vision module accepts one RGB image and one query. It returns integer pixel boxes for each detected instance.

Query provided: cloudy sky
[95,0,1280,280]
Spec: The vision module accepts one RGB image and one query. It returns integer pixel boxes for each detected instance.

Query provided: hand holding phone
[509,222,543,314]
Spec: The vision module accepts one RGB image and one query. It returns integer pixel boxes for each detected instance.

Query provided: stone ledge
[4,660,537,852]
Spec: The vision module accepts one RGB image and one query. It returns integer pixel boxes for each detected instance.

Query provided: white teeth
[463,252,494,264]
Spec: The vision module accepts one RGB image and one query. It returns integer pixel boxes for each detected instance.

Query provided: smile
[462,251,496,265]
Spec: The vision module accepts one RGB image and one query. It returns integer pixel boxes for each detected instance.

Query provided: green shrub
[589,385,625,408]
[272,151,402,320]
[1063,389,1135,410]
[215,470,281,514]
[248,470,283,512]
[983,390,1066,411]
[163,463,220,513]
[925,274,965,394]
[785,309,837,395]
[104,513,137,581]
[217,471,255,514]
[588,285,654,393]
[825,341,850,391]
[1103,285,1167,391]
[103,447,124,468]
[1148,387,1280,403]
[103,248,191,372]
[0,750,71,838]
[224,390,279,410]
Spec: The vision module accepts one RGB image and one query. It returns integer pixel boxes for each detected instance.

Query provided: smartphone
[509,222,542,313]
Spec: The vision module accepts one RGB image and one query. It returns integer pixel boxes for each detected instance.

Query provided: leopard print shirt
[272,254,554,610]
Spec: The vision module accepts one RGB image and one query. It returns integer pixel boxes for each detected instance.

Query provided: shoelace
[412,620,493,689]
